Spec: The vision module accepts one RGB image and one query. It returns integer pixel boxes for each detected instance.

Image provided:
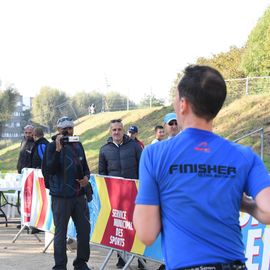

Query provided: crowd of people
[15,65,270,270]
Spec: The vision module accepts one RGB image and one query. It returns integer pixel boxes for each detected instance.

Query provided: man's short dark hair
[110,119,122,124]
[155,125,164,132]
[33,127,44,138]
[177,65,227,121]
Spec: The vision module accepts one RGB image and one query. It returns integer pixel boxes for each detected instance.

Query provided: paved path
[0,223,162,270]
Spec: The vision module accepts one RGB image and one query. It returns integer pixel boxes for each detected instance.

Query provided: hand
[76,176,89,188]
[55,134,63,152]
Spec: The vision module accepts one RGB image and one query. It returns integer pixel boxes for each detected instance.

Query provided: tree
[196,46,246,79]
[32,87,69,131]
[241,7,270,76]
[169,72,183,105]
[71,90,104,116]
[0,86,19,138]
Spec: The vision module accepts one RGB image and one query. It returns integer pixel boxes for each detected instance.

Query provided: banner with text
[21,171,270,268]
[87,174,163,261]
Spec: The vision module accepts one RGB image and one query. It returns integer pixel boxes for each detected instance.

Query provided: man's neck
[113,138,123,145]
[181,115,213,131]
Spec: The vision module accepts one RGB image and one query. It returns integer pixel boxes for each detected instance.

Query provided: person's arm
[135,143,142,176]
[133,204,161,246]
[77,143,90,188]
[133,146,161,245]
[46,140,61,175]
[241,187,270,224]
[98,148,108,175]
[79,143,90,177]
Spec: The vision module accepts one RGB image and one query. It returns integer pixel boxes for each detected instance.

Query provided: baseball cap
[128,125,138,133]
[56,116,74,129]
[163,113,177,124]
[24,124,34,131]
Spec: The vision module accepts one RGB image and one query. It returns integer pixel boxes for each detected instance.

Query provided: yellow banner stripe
[130,233,146,255]
[130,180,146,254]
[35,180,43,227]
[91,175,112,243]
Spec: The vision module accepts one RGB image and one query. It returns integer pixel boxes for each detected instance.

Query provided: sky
[0,0,269,104]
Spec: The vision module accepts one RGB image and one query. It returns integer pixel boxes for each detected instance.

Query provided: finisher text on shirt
[169,164,236,178]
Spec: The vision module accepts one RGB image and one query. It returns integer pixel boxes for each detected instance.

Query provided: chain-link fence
[226,76,270,104]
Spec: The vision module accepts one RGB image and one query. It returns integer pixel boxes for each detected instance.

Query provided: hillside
[1,94,270,173]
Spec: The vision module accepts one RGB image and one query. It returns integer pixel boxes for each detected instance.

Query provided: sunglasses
[168,120,178,126]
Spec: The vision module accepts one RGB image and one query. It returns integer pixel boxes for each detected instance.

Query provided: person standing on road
[30,126,49,234]
[134,65,270,270]
[31,127,49,169]
[45,116,91,270]
[17,124,35,173]
[98,119,143,269]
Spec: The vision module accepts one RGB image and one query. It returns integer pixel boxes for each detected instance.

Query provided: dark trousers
[52,195,90,270]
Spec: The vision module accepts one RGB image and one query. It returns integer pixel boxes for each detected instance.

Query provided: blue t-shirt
[135,128,270,270]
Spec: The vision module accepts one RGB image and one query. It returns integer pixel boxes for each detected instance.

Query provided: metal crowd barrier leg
[138,258,148,270]
[12,224,42,243]
[100,248,114,270]
[33,233,42,242]
[42,236,54,253]
[122,254,135,270]
[12,224,28,243]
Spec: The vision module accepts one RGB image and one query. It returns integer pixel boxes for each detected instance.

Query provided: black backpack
[41,144,51,189]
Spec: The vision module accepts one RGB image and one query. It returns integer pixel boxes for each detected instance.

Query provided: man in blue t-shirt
[133,65,270,270]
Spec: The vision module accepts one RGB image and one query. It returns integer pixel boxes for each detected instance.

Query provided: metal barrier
[233,127,264,161]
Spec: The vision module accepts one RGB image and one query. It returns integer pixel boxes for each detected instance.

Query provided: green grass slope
[1,94,270,173]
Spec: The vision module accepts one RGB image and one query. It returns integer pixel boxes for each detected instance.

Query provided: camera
[60,130,80,145]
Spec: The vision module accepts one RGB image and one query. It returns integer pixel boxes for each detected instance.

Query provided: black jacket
[17,138,35,173]
[46,139,90,198]
[98,134,142,179]
[31,137,49,169]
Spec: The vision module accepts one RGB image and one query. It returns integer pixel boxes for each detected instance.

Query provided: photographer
[45,116,91,270]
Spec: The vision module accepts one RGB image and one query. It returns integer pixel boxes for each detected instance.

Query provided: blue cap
[128,125,138,133]
[163,113,177,124]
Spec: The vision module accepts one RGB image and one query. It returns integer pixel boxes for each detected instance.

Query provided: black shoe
[74,266,91,270]
[116,257,126,269]
[138,259,146,269]
[157,264,165,270]
[31,227,42,234]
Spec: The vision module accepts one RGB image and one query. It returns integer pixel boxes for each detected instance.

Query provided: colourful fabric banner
[87,174,163,260]
[29,169,54,232]
[21,168,35,224]
[240,213,270,269]
[21,170,270,267]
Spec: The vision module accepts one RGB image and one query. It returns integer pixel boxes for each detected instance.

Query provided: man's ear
[180,97,186,114]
